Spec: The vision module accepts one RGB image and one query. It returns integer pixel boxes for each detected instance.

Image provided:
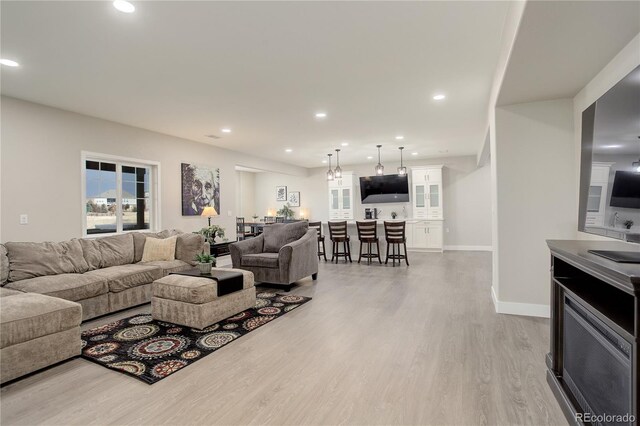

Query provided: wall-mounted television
[359,174,409,204]
[610,171,640,209]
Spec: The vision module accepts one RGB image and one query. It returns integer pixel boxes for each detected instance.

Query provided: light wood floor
[0,251,567,426]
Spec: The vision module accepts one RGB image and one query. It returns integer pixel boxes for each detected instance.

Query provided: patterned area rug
[81,292,311,384]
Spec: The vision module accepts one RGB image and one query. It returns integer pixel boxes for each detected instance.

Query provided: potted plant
[624,219,634,230]
[197,225,225,243]
[277,203,295,220]
[195,252,215,275]
[391,211,398,219]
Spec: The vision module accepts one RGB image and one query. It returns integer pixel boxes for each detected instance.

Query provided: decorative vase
[197,262,213,275]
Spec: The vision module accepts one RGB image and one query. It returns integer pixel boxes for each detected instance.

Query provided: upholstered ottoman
[1,292,82,384]
[151,268,256,329]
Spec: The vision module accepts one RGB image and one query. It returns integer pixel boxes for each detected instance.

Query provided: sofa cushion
[263,222,309,253]
[132,230,183,263]
[0,288,23,298]
[241,253,280,269]
[5,240,90,282]
[0,293,82,349]
[141,236,177,262]
[80,234,134,270]
[175,233,206,266]
[138,260,193,276]
[0,244,8,286]
[85,264,163,293]
[4,273,108,301]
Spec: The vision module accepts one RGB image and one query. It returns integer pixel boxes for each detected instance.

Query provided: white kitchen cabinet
[328,172,355,220]
[406,220,443,252]
[412,166,443,220]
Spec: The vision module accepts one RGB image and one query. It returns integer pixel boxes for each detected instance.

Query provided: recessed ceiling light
[341,142,349,146]
[285,148,293,153]
[113,0,135,13]
[602,144,622,149]
[221,128,231,133]
[0,59,19,67]
[367,156,373,160]
[322,160,327,164]
[315,112,327,119]
[395,135,404,140]
[411,152,418,156]
[433,94,446,100]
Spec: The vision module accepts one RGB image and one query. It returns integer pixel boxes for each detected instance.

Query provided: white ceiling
[1,1,510,168]
[497,1,640,106]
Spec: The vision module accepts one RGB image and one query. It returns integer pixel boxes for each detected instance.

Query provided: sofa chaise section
[0,292,82,384]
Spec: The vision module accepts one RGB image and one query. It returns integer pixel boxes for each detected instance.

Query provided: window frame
[81,151,161,237]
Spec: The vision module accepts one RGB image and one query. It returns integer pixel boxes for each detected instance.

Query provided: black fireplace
[563,296,633,425]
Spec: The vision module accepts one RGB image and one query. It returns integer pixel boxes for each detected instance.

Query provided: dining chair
[309,221,327,261]
[328,221,352,263]
[384,221,409,266]
[356,221,382,264]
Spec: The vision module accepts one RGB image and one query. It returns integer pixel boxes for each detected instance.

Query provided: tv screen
[359,174,409,204]
[610,171,640,209]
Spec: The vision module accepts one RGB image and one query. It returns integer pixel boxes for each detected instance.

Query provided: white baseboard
[491,286,550,318]
[444,245,493,252]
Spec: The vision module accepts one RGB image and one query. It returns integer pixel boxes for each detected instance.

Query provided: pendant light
[326,153,334,181]
[397,146,406,175]
[334,149,342,179]
[375,145,384,175]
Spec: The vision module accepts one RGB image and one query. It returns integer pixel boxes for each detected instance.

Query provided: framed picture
[276,186,287,201]
[181,163,220,216]
[288,191,300,207]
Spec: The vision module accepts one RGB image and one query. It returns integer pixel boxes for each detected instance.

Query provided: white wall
[0,96,307,242]
[253,155,493,248]
[235,171,256,219]
[491,99,576,316]
[573,33,640,241]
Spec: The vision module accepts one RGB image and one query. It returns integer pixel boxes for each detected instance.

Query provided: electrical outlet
[19,214,28,225]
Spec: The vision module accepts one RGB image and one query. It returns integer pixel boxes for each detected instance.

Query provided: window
[82,153,160,235]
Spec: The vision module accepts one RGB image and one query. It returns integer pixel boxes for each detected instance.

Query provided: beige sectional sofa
[0,230,207,384]
[1,230,207,320]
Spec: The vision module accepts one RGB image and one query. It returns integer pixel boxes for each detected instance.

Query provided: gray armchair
[230,222,319,289]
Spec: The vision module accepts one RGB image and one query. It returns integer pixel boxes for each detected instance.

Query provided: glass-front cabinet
[411,166,443,220]
[328,172,354,220]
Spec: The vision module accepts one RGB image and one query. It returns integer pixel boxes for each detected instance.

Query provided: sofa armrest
[230,235,264,268]
[279,229,318,282]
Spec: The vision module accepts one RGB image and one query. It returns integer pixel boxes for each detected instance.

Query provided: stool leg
[376,240,382,264]
[404,242,410,266]
[393,243,396,267]
[331,241,336,262]
[385,241,389,264]
[322,240,327,261]
[348,241,352,263]
[358,241,363,264]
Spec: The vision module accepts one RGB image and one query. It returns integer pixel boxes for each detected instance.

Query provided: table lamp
[201,206,218,226]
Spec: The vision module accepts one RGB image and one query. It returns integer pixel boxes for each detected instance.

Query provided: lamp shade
[201,206,218,217]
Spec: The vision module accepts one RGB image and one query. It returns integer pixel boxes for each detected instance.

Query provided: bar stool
[328,221,352,263]
[384,221,409,266]
[309,221,327,261]
[356,221,382,264]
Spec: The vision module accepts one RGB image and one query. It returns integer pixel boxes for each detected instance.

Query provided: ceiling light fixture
[113,0,135,13]
[221,128,231,133]
[433,94,446,100]
[334,149,342,179]
[322,160,327,164]
[326,154,334,181]
[285,148,293,153]
[411,152,418,156]
[367,156,373,160]
[375,145,384,176]
[397,147,406,175]
[341,142,349,146]
[395,135,404,140]
[315,112,327,119]
[0,59,19,67]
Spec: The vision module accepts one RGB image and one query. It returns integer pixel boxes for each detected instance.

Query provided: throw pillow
[141,236,177,262]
